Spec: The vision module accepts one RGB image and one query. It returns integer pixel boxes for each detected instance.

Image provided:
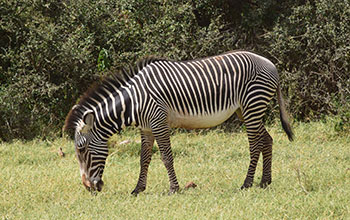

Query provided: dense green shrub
[0,0,99,140]
[1,0,349,140]
[265,0,350,124]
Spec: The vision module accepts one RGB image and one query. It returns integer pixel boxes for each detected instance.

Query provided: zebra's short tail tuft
[277,85,294,141]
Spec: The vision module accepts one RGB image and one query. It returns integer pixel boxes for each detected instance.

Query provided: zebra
[64,50,293,194]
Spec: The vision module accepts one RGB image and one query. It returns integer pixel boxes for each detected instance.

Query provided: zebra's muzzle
[92,178,104,192]
[81,174,104,192]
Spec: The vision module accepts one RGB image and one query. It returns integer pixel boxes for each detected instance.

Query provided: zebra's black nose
[91,177,104,192]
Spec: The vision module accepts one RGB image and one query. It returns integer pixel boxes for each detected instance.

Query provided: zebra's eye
[76,137,87,150]
[77,145,86,153]
[76,142,85,150]
[75,134,87,150]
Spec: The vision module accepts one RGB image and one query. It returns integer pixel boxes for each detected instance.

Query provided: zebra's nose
[91,177,104,192]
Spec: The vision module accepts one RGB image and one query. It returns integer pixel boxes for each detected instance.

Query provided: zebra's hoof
[131,186,145,196]
[240,180,253,190]
[240,184,252,190]
[168,186,179,195]
[259,179,271,189]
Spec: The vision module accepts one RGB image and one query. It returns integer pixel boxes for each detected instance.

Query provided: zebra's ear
[81,110,94,133]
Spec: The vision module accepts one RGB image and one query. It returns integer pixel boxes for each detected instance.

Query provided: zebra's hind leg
[131,130,155,195]
[241,122,264,189]
[152,124,179,195]
[260,127,273,188]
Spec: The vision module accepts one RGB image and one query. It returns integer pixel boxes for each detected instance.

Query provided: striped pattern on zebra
[64,50,294,194]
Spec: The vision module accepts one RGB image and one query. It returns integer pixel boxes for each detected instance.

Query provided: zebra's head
[71,109,108,192]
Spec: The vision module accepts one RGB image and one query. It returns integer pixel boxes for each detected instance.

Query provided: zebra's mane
[64,56,168,132]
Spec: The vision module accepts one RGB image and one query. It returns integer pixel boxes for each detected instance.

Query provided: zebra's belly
[168,106,239,129]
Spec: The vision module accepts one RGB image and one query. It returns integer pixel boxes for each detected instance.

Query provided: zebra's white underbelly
[168,106,239,129]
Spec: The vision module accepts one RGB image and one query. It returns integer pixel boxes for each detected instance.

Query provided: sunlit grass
[1,119,349,219]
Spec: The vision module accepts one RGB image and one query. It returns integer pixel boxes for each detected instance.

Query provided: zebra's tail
[277,85,294,141]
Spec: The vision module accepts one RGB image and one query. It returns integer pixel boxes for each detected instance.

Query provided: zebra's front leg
[131,130,155,195]
[152,125,179,194]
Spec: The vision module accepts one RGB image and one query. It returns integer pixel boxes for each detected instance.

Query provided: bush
[265,0,350,121]
[0,0,99,140]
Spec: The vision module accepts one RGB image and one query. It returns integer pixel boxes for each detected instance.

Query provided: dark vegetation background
[1,0,349,141]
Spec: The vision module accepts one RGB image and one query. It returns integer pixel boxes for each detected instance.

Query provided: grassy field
[1,119,350,219]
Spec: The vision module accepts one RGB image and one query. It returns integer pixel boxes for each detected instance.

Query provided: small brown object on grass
[185,181,197,189]
[58,147,65,157]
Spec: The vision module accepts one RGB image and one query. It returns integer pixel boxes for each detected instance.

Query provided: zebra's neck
[90,83,139,139]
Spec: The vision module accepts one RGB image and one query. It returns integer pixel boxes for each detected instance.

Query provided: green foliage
[1,0,349,140]
[265,0,350,120]
[0,0,99,140]
[97,48,111,72]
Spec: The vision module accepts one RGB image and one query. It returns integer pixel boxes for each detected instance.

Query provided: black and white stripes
[65,50,293,193]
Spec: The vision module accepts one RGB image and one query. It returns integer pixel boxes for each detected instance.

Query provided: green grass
[1,119,350,219]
